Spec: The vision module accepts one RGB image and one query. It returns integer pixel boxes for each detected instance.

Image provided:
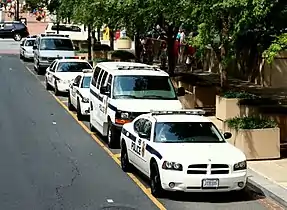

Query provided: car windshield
[81,76,91,88]
[57,62,92,72]
[113,75,177,99]
[25,40,35,46]
[40,38,73,50]
[154,122,225,143]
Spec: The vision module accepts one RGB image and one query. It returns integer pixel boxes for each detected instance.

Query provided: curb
[246,168,287,208]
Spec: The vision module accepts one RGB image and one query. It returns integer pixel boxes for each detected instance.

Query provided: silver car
[20,35,36,61]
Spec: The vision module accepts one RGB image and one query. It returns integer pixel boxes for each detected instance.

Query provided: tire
[107,120,117,148]
[13,33,22,41]
[20,54,23,59]
[67,93,74,111]
[89,122,96,132]
[45,78,52,90]
[54,81,60,96]
[121,142,132,172]
[150,162,164,198]
[76,98,84,121]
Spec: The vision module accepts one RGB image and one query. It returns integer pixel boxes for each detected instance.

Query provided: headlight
[82,97,89,103]
[162,161,183,171]
[121,112,129,119]
[233,161,247,171]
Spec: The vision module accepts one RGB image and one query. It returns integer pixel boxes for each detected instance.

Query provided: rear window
[25,40,35,46]
[57,62,92,72]
[51,25,81,32]
[40,38,74,51]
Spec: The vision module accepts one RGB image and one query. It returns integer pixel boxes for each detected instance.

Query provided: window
[100,71,108,89]
[25,40,35,46]
[40,38,74,51]
[142,120,152,139]
[91,67,101,86]
[4,23,14,30]
[106,74,112,90]
[134,119,146,133]
[96,70,104,89]
[69,26,81,32]
[50,61,57,72]
[81,76,91,88]
[154,122,225,143]
[73,75,81,86]
[113,75,177,99]
[57,62,92,72]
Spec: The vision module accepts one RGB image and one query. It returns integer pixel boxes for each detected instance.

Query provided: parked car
[0,21,29,41]
[20,35,36,60]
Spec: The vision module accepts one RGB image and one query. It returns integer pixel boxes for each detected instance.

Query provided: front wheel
[150,162,164,198]
[45,78,52,90]
[67,94,74,111]
[76,99,84,121]
[54,81,60,96]
[107,120,117,148]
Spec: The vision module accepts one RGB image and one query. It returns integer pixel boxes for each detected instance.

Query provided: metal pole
[16,0,19,20]
[56,10,59,34]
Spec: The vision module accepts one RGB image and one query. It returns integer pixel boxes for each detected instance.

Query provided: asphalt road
[0,39,283,210]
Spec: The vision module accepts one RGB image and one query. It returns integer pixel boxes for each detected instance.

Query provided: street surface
[0,39,283,210]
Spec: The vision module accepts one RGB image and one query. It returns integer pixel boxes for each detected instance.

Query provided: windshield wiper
[115,95,139,99]
[141,95,166,99]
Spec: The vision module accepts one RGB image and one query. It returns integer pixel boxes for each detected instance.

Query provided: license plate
[202,179,219,188]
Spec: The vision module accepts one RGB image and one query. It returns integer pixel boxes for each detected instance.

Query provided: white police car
[45,57,93,95]
[20,35,36,60]
[68,69,93,120]
[120,110,247,197]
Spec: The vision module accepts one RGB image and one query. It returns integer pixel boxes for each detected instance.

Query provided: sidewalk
[247,159,287,208]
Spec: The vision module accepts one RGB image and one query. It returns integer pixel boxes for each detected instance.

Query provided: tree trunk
[167,25,176,75]
[97,28,101,43]
[87,25,92,61]
[135,31,141,62]
[91,29,95,61]
[109,28,114,51]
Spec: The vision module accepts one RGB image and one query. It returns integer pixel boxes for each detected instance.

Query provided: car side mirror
[100,86,110,95]
[177,87,185,96]
[223,132,232,139]
[33,45,37,50]
[138,132,150,139]
[73,82,79,86]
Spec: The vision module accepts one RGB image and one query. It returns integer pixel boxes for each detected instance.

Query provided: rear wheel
[107,120,117,148]
[13,33,22,41]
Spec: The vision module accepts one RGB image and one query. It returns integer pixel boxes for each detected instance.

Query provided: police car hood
[55,72,81,81]
[79,88,90,98]
[152,142,245,164]
[39,50,75,58]
[113,99,183,112]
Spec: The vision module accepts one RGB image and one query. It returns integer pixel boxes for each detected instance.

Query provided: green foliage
[263,33,287,64]
[226,116,277,130]
[222,91,258,99]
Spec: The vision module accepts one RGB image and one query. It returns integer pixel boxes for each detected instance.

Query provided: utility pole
[56,9,59,34]
[16,0,20,20]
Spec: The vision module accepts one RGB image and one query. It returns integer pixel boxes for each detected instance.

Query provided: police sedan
[120,110,247,197]
[45,57,93,95]
[68,69,93,120]
[20,35,36,60]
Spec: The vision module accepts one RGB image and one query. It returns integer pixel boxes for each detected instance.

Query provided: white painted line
[107,199,114,203]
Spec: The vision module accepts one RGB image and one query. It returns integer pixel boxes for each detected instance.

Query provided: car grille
[187,164,229,175]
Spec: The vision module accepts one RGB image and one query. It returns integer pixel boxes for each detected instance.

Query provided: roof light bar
[82,69,93,73]
[116,65,159,71]
[150,109,206,116]
[60,56,86,59]
[40,33,69,37]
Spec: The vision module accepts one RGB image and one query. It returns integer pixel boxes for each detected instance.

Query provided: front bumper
[80,102,90,115]
[160,170,247,192]
[24,52,34,59]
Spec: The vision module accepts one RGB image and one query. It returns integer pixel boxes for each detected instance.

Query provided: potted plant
[216,91,258,121]
[225,116,280,160]
[116,37,132,49]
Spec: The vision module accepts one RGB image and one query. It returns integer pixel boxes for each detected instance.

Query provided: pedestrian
[179,29,186,63]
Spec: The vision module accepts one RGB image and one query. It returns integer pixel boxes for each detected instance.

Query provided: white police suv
[120,110,247,197]
[45,57,93,95]
[68,69,93,120]
[89,62,185,148]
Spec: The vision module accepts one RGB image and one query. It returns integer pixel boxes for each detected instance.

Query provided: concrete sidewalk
[247,159,287,208]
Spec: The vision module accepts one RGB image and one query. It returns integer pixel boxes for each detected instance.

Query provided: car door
[20,39,25,55]
[1,23,14,38]
[129,118,145,164]
[99,73,112,126]
[71,75,81,106]
[96,70,108,127]
[90,68,104,128]
[46,61,57,85]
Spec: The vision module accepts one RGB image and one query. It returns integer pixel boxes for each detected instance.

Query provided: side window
[142,120,152,139]
[134,119,146,133]
[91,67,101,86]
[100,71,108,89]
[106,74,112,90]
[96,70,104,89]
[49,61,56,72]
[73,75,81,86]
[70,26,81,32]
[4,23,14,30]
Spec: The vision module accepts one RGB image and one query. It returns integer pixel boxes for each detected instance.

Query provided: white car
[120,110,247,197]
[20,35,36,60]
[68,69,93,120]
[45,58,93,95]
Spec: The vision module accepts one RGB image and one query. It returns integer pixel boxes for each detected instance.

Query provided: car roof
[39,36,71,39]
[97,62,169,76]
[152,114,211,123]
[56,59,89,63]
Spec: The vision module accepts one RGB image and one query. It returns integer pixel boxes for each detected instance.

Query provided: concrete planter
[216,96,257,121]
[116,38,132,49]
[227,127,280,160]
